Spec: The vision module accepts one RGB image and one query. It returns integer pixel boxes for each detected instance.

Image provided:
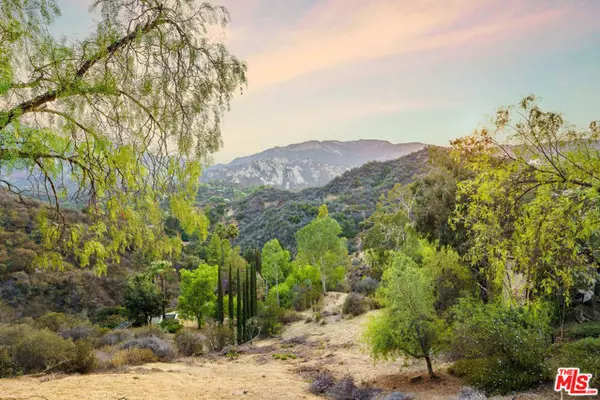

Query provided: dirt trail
[0,292,561,400]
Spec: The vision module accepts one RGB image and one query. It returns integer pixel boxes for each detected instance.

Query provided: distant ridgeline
[200,140,427,190]
[202,147,433,253]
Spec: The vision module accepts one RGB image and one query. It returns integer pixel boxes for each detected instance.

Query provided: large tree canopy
[451,96,600,303]
[0,0,246,273]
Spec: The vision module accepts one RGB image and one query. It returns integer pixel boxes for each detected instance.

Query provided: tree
[225,224,239,327]
[451,96,600,309]
[178,264,218,329]
[261,239,290,306]
[296,204,348,294]
[364,252,446,378]
[123,274,162,326]
[148,260,176,319]
[0,0,246,273]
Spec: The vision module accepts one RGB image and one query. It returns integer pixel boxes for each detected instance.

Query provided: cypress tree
[241,270,246,343]
[228,262,234,328]
[245,267,250,341]
[236,268,242,344]
[217,265,223,325]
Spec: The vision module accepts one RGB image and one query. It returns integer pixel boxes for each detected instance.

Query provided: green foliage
[452,96,600,302]
[256,297,285,337]
[232,149,431,252]
[296,206,348,294]
[12,328,76,374]
[91,307,127,329]
[420,243,475,312]
[546,338,600,388]
[285,264,322,311]
[178,264,218,329]
[364,252,446,377]
[261,239,291,306]
[147,260,176,319]
[448,297,552,394]
[565,322,600,339]
[1,0,246,273]
[449,357,545,396]
[159,319,183,334]
[123,274,162,326]
[267,283,293,309]
[362,184,421,277]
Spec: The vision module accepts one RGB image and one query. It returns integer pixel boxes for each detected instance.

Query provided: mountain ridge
[202,139,428,190]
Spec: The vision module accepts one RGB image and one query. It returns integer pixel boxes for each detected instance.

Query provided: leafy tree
[0,0,246,273]
[261,239,290,306]
[123,274,162,326]
[364,252,447,378]
[451,96,600,310]
[148,260,176,319]
[178,264,218,329]
[362,184,421,277]
[296,205,348,293]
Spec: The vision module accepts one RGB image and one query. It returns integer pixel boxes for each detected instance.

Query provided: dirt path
[0,293,562,400]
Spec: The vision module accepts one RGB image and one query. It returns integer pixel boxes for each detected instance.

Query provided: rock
[408,375,423,384]
[457,386,487,400]
[374,392,415,400]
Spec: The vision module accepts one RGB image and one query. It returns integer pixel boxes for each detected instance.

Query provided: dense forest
[1,0,599,398]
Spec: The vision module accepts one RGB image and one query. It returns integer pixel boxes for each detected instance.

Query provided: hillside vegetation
[229,148,432,252]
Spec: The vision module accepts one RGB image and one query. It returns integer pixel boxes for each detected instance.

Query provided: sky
[55,0,600,163]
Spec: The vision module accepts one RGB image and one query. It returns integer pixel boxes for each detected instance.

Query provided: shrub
[101,330,133,346]
[565,322,600,340]
[448,298,552,394]
[175,330,205,356]
[202,322,233,352]
[352,276,379,295]
[0,324,34,347]
[308,372,335,395]
[281,310,303,324]
[13,329,76,374]
[35,312,69,332]
[121,336,176,360]
[449,357,545,395]
[110,348,157,368]
[92,307,127,329]
[59,324,100,342]
[160,319,183,334]
[131,325,165,339]
[67,339,98,373]
[0,347,18,378]
[325,375,380,400]
[342,293,368,317]
[256,298,284,337]
[545,338,600,388]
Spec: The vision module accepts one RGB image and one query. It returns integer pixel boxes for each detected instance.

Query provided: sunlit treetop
[0,0,247,274]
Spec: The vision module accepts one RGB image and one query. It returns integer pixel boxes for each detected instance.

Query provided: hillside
[229,147,433,252]
[0,193,131,318]
[201,140,427,190]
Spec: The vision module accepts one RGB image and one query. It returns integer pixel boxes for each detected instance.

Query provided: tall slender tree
[236,267,242,344]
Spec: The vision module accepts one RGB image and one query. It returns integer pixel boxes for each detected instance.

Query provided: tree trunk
[320,261,327,294]
[196,313,202,329]
[425,356,436,379]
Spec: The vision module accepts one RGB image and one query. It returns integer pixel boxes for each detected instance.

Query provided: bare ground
[0,292,564,400]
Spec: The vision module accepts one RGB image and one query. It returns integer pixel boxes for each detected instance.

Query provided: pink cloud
[224,0,570,91]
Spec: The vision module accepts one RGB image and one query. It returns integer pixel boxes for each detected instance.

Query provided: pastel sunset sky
[56,0,600,163]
